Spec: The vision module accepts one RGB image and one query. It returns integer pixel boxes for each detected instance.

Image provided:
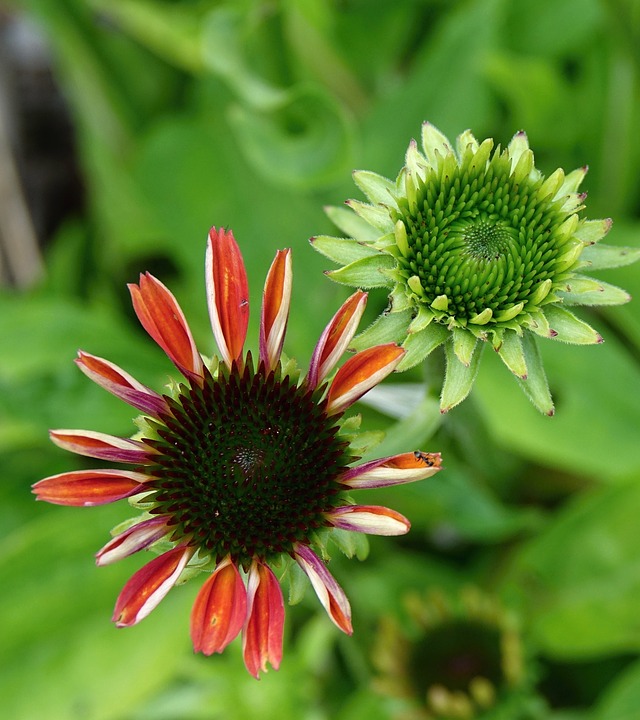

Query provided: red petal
[75,351,168,416]
[206,227,249,368]
[242,561,284,678]
[113,546,192,627]
[32,469,147,506]
[259,249,292,372]
[129,273,203,380]
[49,429,152,464]
[191,557,247,655]
[326,343,404,415]
[308,290,367,389]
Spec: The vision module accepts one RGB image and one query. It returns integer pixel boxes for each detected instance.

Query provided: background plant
[1,1,640,718]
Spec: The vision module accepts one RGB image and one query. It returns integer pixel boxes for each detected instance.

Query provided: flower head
[312,123,640,414]
[373,587,533,719]
[33,227,442,678]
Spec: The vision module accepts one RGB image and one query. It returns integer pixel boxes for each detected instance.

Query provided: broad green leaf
[502,482,640,658]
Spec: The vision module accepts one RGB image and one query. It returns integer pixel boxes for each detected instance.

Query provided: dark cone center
[145,358,352,566]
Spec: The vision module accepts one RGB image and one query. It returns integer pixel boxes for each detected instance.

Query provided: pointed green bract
[313,121,638,413]
[311,235,379,265]
[397,323,449,372]
[350,309,413,352]
[517,333,554,415]
[441,340,482,413]
[496,331,528,379]
[327,254,397,287]
[544,306,602,344]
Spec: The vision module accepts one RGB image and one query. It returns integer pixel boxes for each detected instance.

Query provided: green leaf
[324,205,381,242]
[496,331,527,379]
[593,659,640,720]
[396,322,450,372]
[502,482,640,658]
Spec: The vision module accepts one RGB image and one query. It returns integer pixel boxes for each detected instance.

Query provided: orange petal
[129,273,203,380]
[259,249,292,372]
[326,343,404,415]
[308,290,367,389]
[49,429,152,464]
[32,469,147,506]
[191,557,247,655]
[206,227,249,368]
[242,561,284,678]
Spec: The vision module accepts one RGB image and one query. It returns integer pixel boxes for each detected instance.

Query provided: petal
[32,469,148,506]
[191,557,247,655]
[113,546,192,627]
[327,505,411,536]
[96,516,170,565]
[206,227,249,368]
[307,290,368,389]
[339,451,443,489]
[242,561,284,678]
[260,248,292,372]
[293,544,352,635]
[326,343,404,415]
[129,273,203,380]
[49,429,153,464]
[75,351,168,417]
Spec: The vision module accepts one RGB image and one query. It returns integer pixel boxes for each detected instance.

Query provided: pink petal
[113,546,192,627]
[75,351,168,416]
[308,290,367,389]
[293,544,352,635]
[340,451,443,489]
[326,343,405,415]
[191,557,247,655]
[49,429,153,464]
[326,505,410,536]
[129,273,203,381]
[259,249,292,372]
[32,469,148,506]
[96,516,170,565]
[242,561,284,678]
[206,227,249,368]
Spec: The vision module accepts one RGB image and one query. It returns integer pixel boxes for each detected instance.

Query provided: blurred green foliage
[1,0,640,718]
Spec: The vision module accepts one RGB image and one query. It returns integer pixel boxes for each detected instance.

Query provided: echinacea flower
[312,123,640,414]
[373,587,534,719]
[33,227,442,678]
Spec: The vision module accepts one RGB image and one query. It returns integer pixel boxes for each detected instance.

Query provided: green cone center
[147,360,351,566]
[393,147,573,326]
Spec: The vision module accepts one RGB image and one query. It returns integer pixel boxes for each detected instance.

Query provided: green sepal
[311,234,379,265]
[328,527,370,561]
[324,204,380,241]
[421,122,453,166]
[544,305,602,344]
[574,218,613,244]
[346,200,394,233]
[397,322,449,371]
[389,284,413,312]
[440,338,482,412]
[496,330,528,379]
[452,327,477,366]
[559,277,631,306]
[580,243,640,270]
[408,305,435,333]
[287,558,308,605]
[353,170,397,206]
[558,166,588,195]
[516,333,554,415]
[343,430,385,456]
[527,311,553,338]
[351,309,412,351]
[326,253,396,287]
[338,413,362,433]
